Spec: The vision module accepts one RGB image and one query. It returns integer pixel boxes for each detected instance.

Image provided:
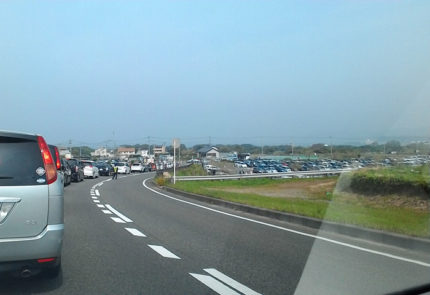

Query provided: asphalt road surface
[2,173,430,294]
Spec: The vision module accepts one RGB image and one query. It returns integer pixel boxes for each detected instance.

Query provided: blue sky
[0,1,429,147]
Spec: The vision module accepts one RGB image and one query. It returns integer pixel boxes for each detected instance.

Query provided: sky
[0,0,429,147]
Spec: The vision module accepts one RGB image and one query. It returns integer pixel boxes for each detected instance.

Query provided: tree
[385,140,401,152]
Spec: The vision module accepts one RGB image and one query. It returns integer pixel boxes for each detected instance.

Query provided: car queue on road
[53,153,153,190]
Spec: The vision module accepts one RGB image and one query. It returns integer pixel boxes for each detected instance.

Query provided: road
[1,173,430,294]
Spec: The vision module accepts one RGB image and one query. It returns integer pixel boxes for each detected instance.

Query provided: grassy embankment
[163,165,430,237]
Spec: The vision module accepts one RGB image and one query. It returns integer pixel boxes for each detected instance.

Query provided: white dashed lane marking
[102,210,113,214]
[204,268,261,295]
[97,204,105,208]
[125,228,146,237]
[105,204,133,223]
[190,273,241,295]
[95,190,100,196]
[148,245,180,259]
[93,200,100,203]
[111,217,126,223]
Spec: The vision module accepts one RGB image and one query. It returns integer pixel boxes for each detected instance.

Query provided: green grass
[166,177,430,237]
[176,164,207,176]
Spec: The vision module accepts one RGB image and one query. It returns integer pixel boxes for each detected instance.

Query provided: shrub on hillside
[348,166,430,197]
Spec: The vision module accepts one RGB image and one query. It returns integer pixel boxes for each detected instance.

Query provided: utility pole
[260,137,263,158]
[291,142,294,159]
[330,136,333,159]
[112,131,116,158]
[173,143,176,184]
[173,139,180,184]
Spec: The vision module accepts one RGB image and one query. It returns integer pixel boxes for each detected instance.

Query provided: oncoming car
[0,130,64,278]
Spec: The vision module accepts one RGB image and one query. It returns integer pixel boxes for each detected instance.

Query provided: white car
[131,163,144,173]
[81,160,99,178]
[116,162,130,174]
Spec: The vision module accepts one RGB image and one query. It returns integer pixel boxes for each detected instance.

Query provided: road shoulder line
[143,178,430,268]
[158,180,430,254]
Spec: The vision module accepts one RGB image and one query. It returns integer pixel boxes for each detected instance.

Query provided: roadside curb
[150,180,430,253]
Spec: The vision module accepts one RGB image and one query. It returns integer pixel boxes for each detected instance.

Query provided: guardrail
[174,169,356,181]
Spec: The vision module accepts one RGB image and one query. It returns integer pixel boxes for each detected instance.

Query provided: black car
[67,158,84,182]
[61,158,72,186]
[96,162,113,176]
[48,144,67,187]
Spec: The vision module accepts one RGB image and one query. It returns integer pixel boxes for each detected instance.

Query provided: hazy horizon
[1,1,429,146]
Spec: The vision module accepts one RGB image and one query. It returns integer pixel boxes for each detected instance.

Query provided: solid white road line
[148,245,180,259]
[142,179,430,268]
[125,228,146,237]
[190,273,240,295]
[97,204,105,208]
[102,210,113,214]
[111,217,126,223]
[93,200,100,203]
[95,190,100,196]
[105,204,133,223]
[204,268,261,295]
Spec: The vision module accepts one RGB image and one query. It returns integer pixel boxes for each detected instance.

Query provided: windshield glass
[1,1,429,294]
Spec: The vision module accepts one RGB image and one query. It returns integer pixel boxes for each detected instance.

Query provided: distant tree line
[69,140,430,160]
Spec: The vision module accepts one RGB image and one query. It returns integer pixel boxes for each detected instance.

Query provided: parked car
[115,162,130,174]
[95,162,113,176]
[48,144,64,187]
[0,131,64,278]
[61,158,72,186]
[253,167,265,173]
[131,163,144,173]
[81,160,99,178]
[67,158,84,182]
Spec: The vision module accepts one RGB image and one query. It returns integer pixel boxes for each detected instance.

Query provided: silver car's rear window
[0,136,45,186]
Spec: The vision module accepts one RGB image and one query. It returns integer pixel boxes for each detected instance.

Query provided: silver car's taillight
[0,202,15,223]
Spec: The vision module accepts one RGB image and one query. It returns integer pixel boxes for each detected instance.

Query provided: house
[58,147,72,159]
[91,147,113,158]
[153,145,166,155]
[138,150,149,157]
[197,146,219,159]
[117,147,135,159]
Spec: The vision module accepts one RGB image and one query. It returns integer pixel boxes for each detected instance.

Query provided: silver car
[0,130,64,278]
